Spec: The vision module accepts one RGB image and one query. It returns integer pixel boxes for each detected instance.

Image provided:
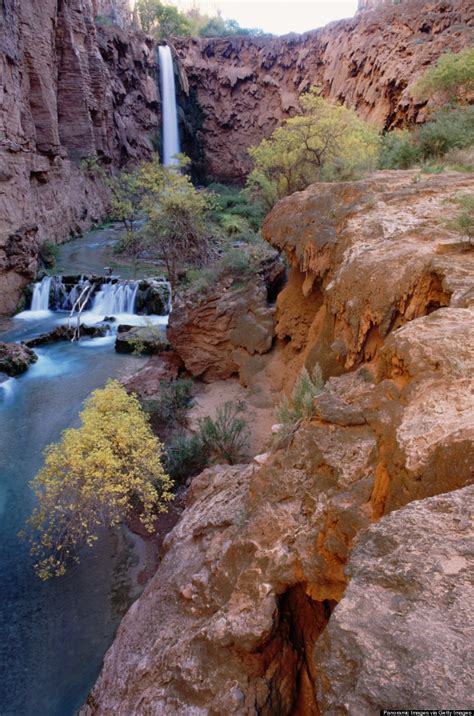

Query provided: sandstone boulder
[115,324,168,354]
[121,353,184,398]
[0,342,38,376]
[168,274,278,381]
[315,486,474,714]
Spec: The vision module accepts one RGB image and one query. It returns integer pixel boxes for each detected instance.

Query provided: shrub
[164,433,209,483]
[199,400,249,464]
[22,381,172,579]
[447,194,474,240]
[416,106,474,159]
[275,365,324,444]
[379,106,474,168]
[208,184,266,231]
[379,130,421,169]
[219,248,254,277]
[411,48,474,107]
[248,87,380,209]
[142,378,194,432]
[39,241,59,270]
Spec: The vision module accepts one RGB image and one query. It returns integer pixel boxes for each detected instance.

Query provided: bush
[379,130,422,169]
[208,184,266,231]
[183,242,269,295]
[39,241,59,270]
[411,48,474,107]
[275,365,324,444]
[164,433,209,483]
[199,400,249,464]
[447,194,474,240]
[248,87,380,209]
[416,106,474,160]
[142,378,194,432]
[379,106,474,168]
[22,381,172,579]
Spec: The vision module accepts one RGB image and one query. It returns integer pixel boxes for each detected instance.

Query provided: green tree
[111,155,213,285]
[247,87,380,208]
[412,48,474,108]
[140,160,214,285]
[136,0,191,39]
[23,380,173,579]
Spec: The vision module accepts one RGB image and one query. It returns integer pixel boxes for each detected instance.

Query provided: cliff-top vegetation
[134,0,265,40]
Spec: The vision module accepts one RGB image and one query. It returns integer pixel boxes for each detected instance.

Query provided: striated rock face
[0,0,159,313]
[263,170,474,380]
[175,0,473,181]
[168,258,285,381]
[315,486,474,713]
[81,170,474,714]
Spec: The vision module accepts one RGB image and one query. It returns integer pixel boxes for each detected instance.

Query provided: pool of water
[0,232,166,715]
[56,225,160,279]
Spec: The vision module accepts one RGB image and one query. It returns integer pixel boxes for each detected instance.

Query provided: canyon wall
[175,0,473,181]
[0,0,159,313]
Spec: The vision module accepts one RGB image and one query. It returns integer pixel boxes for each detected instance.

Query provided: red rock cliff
[0,0,159,313]
[175,0,473,181]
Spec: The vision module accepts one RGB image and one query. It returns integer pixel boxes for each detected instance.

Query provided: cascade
[158,45,180,166]
[24,276,171,317]
[30,276,52,311]
[91,281,139,315]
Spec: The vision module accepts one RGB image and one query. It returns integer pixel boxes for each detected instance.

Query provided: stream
[0,227,167,715]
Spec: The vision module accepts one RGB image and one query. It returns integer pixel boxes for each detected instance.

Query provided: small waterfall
[91,281,139,316]
[158,45,180,166]
[30,276,52,311]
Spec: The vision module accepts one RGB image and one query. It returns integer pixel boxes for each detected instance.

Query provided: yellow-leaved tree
[23,380,173,580]
[247,87,380,209]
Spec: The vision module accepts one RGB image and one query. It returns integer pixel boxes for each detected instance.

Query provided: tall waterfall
[158,45,180,166]
[30,276,52,311]
[91,281,139,316]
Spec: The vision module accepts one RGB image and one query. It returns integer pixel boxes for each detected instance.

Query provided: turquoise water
[0,233,160,714]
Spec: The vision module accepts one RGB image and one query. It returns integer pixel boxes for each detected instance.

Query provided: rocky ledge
[167,254,285,381]
[81,170,473,714]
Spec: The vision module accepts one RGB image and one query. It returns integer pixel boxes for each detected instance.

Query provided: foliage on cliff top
[23,380,172,579]
[247,87,380,209]
[411,48,474,108]
[135,0,264,39]
[136,0,191,38]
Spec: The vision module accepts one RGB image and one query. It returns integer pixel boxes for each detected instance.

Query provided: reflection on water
[0,311,146,715]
